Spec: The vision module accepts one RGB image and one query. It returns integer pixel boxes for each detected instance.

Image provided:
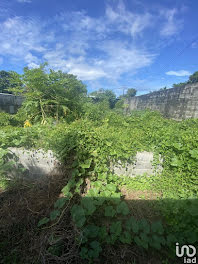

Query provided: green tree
[9,63,87,123]
[89,89,116,108]
[125,88,137,98]
[172,82,187,89]
[188,71,198,84]
[0,71,10,93]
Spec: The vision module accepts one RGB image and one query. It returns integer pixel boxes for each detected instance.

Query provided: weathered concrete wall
[0,93,23,114]
[126,83,198,120]
[6,148,62,179]
[111,151,162,177]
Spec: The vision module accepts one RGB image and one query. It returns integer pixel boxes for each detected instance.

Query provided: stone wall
[0,93,23,114]
[126,83,198,120]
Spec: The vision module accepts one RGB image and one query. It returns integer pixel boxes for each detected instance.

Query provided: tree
[89,89,116,108]
[9,63,87,123]
[0,71,12,93]
[188,71,198,84]
[0,70,23,94]
[172,82,187,89]
[125,88,137,98]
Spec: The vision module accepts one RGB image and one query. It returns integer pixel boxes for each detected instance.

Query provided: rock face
[6,148,62,179]
[111,151,162,177]
[126,83,198,120]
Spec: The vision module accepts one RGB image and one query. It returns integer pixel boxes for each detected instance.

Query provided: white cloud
[0,17,45,65]
[0,1,184,84]
[28,62,39,68]
[96,40,154,78]
[160,8,182,37]
[69,67,106,81]
[166,70,191,77]
[105,3,152,38]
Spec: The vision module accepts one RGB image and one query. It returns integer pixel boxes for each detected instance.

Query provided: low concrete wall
[126,83,198,120]
[6,148,62,179]
[0,93,23,114]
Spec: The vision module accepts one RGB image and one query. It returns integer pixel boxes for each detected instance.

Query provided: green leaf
[38,217,49,227]
[81,198,96,216]
[88,241,102,259]
[71,205,86,227]
[120,231,132,244]
[98,226,108,241]
[189,149,198,159]
[83,225,99,239]
[100,190,111,198]
[151,221,164,235]
[149,234,163,250]
[106,183,117,192]
[54,197,68,209]
[116,201,129,216]
[72,169,80,177]
[126,217,139,234]
[139,218,150,234]
[104,206,116,217]
[87,188,99,197]
[80,159,92,169]
[170,157,183,167]
[50,210,60,221]
[110,221,122,236]
[80,247,88,259]
[134,235,148,249]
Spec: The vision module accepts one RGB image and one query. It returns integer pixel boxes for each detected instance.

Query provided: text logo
[176,243,197,263]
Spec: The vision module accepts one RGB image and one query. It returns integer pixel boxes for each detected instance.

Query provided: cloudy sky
[0,0,198,95]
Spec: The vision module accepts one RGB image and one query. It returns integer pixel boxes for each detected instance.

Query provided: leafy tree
[9,63,87,123]
[172,82,187,89]
[188,71,198,84]
[125,88,137,98]
[0,71,11,93]
[89,89,116,108]
[0,70,21,94]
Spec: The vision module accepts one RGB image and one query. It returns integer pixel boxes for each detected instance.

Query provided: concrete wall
[126,83,198,120]
[0,93,23,114]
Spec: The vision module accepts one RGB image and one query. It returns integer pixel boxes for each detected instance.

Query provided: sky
[0,0,198,95]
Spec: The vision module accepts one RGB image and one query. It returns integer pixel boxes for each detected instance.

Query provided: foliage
[172,82,187,89]
[9,63,87,123]
[1,107,198,262]
[0,70,22,94]
[89,89,117,108]
[125,88,137,97]
[188,71,198,84]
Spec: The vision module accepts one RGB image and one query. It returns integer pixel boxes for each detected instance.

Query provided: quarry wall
[126,83,198,120]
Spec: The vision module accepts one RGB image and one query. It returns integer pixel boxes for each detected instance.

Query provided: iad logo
[176,243,197,263]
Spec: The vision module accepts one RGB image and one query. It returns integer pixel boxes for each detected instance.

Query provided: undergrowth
[0,110,198,263]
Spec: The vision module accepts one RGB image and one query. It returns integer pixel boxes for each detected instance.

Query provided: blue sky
[0,0,198,95]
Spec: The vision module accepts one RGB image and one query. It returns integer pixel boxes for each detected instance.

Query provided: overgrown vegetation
[0,65,198,263]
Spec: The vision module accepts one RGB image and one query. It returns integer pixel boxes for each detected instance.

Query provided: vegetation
[0,65,198,263]
[172,70,198,89]
[0,70,22,94]
[89,88,117,108]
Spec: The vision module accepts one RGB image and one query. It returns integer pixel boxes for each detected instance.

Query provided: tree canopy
[9,63,87,123]
[189,71,198,84]
[125,88,137,97]
[89,89,117,108]
[0,70,21,94]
